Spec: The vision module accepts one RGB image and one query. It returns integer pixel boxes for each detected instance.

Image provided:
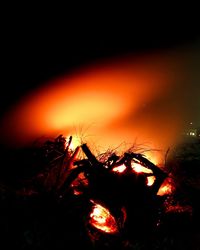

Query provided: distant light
[190,122,193,125]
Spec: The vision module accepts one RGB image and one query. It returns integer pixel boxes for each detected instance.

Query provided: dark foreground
[0,137,199,250]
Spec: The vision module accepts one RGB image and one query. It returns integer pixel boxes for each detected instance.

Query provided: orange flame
[147,176,156,186]
[131,162,156,186]
[157,183,172,196]
[131,162,153,174]
[89,201,118,233]
[112,164,126,173]
[112,161,156,186]
[157,178,173,196]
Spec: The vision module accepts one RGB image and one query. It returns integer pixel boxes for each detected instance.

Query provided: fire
[111,161,156,186]
[143,151,159,165]
[0,54,182,200]
[131,162,156,186]
[65,135,80,151]
[157,183,172,196]
[147,176,156,186]
[89,201,118,233]
[112,160,154,175]
[131,162,153,174]
[157,178,173,196]
[112,164,126,173]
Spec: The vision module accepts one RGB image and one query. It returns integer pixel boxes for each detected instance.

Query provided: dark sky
[1,18,200,122]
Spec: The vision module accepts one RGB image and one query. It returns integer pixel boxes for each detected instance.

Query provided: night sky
[1,18,200,125]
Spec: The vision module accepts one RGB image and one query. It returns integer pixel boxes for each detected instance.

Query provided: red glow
[71,172,88,195]
[89,201,118,233]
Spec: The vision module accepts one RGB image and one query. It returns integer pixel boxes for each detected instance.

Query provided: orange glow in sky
[0,55,183,164]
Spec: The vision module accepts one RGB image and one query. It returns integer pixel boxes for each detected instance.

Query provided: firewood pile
[0,135,197,250]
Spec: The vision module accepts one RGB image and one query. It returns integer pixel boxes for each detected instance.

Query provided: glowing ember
[70,172,88,195]
[89,201,118,233]
[163,198,192,214]
[73,190,83,195]
[157,183,172,196]
[131,162,156,186]
[112,161,156,186]
[147,176,156,186]
[131,162,153,174]
[112,164,126,173]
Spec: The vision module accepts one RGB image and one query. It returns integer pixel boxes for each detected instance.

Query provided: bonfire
[14,134,188,248]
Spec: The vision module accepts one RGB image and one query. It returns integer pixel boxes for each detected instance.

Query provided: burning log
[130,153,168,194]
[81,143,100,167]
[89,200,119,234]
